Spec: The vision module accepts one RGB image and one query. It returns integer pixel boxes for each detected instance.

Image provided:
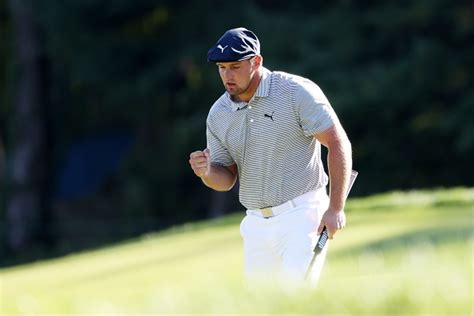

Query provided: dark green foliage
[1,0,472,258]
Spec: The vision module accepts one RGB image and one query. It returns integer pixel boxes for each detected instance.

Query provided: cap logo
[217,44,228,53]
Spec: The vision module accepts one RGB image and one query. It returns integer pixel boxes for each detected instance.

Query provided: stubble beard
[226,82,251,103]
[227,85,247,97]
[227,75,254,100]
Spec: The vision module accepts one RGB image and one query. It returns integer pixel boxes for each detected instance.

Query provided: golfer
[189,27,352,286]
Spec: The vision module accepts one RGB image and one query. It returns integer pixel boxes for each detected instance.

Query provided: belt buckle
[260,207,274,218]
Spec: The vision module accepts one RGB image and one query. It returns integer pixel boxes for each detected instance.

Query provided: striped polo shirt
[206,67,338,210]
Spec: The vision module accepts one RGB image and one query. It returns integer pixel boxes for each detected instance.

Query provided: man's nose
[222,69,234,79]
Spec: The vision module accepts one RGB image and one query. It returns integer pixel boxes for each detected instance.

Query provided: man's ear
[254,55,263,67]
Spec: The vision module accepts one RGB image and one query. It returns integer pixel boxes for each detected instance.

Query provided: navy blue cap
[207,27,260,62]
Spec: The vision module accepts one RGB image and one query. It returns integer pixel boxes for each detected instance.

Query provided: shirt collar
[227,67,272,112]
[255,67,271,98]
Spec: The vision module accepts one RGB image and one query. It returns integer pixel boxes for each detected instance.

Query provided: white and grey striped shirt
[206,67,338,210]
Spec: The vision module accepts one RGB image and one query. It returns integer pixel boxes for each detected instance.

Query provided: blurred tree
[33,0,248,224]
[6,0,53,251]
[255,0,473,192]
[0,136,4,184]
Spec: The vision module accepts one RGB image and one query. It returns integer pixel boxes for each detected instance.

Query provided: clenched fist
[189,148,211,177]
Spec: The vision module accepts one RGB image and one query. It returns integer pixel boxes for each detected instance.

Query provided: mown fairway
[1,188,473,315]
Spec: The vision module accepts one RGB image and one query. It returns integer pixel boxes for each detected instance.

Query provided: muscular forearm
[327,137,352,211]
[201,164,237,192]
[314,120,352,237]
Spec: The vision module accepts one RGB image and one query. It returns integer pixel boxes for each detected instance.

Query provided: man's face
[216,57,258,99]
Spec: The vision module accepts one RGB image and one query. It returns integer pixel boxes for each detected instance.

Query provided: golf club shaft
[304,170,358,280]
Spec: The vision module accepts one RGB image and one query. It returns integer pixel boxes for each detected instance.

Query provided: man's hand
[189,148,211,177]
[318,208,346,239]
[188,149,238,191]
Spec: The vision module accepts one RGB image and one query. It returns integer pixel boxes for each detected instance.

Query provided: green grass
[1,187,473,315]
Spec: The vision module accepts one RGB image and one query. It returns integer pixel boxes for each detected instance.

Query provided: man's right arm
[189,149,238,191]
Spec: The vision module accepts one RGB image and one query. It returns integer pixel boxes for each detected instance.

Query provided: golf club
[304,169,359,281]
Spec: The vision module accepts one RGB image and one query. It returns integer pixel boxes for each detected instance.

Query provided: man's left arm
[314,122,352,239]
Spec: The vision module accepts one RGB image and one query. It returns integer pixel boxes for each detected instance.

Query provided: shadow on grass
[332,224,473,258]
[49,234,240,291]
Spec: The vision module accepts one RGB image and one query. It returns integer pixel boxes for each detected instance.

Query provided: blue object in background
[55,131,133,200]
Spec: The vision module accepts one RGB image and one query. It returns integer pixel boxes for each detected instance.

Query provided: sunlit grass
[1,187,473,315]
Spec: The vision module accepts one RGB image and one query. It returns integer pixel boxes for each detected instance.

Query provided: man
[189,27,352,286]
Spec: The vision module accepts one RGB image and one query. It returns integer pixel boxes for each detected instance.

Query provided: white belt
[249,189,326,218]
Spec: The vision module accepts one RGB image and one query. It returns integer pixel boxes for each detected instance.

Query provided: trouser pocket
[240,215,249,237]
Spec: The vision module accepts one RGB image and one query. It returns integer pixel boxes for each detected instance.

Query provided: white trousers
[240,189,329,288]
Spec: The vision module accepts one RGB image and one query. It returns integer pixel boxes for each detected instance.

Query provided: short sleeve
[296,79,339,136]
[206,118,235,167]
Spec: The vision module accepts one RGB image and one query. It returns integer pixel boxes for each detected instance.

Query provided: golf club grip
[314,170,358,252]
[313,226,329,254]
